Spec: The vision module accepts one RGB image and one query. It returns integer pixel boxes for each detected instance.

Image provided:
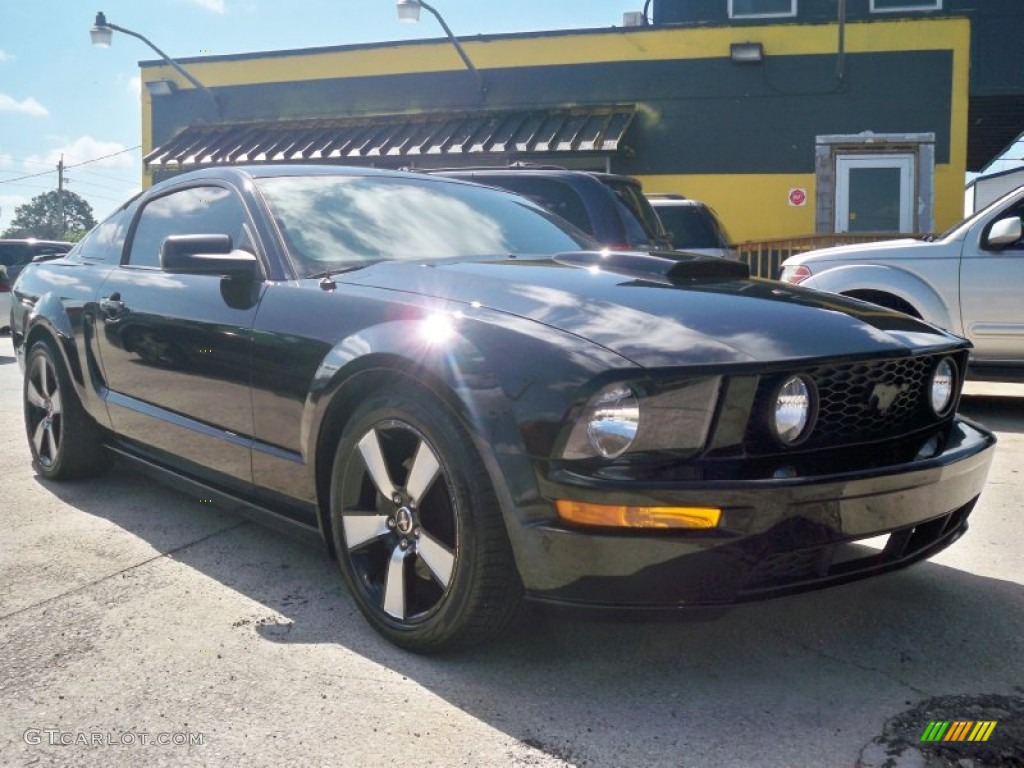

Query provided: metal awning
[144,106,637,169]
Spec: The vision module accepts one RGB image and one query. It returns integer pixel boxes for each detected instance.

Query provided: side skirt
[105,443,326,552]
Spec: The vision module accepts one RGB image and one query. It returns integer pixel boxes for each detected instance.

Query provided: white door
[835,154,914,233]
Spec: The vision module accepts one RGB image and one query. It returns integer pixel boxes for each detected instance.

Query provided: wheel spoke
[417,532,455,588]
[40,358,52,397]
[26,380,46,409]
[32,420,46,456]
[49,388,62,416]
[382,545,409,619]
[357,429,397,501]
[45,424,58,461]
[405,440,440,505]
[342,513,392,550]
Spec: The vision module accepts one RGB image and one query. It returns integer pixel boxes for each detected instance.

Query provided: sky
[2,0,1021,234]
[0,0,649,233]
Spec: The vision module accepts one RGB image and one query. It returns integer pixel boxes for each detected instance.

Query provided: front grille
[745,353,963,453]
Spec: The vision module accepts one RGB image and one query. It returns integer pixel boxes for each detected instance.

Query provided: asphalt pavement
[1,334,1021,767]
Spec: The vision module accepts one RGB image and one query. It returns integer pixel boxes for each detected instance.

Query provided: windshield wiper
[305,262,378,280]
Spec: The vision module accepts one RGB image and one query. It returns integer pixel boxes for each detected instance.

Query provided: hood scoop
[553,250,749,284]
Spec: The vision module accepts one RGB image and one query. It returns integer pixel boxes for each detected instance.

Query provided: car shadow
[34,463,1024,767]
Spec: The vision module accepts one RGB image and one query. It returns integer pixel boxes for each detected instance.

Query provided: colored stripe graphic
[945,721,971,741]
[921,720,997,742]
[968,721,997,742]
[921,721,950,741]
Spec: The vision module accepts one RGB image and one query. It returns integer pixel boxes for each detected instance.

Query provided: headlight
[771,375,816,445]
[560,378,720,460]
[584,384,640,458]
[929,357,956,415]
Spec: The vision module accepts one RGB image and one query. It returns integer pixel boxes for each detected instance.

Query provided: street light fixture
[90,11,220,115]
[396,0,485,100]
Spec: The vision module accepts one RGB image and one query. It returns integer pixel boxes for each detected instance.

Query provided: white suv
[780,187,1024,380]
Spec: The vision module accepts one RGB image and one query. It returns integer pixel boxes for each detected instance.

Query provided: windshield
[256,174,595,277]
[934,186,1024,241]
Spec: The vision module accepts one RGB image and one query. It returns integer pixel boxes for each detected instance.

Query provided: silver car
[780,186,1024,380]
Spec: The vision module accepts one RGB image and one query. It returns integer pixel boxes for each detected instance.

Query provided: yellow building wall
[142,18,971,241]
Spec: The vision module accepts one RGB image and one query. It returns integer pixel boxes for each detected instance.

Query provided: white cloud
[0,194,29,231]
[0,94,49,117]
[25,136,137,171]
[128,75,142,95]
[185,0,227,13]
[0,50,13,62]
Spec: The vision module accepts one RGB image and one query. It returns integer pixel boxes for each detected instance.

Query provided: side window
[77,210,130,263]
[127,186,247,268]
[728,0,796,19]
[870,0,941,12]
[484,178,592,235]
[0,243,30,268]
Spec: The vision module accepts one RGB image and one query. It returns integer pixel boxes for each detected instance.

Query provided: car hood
[338,253,963,368]
[787,238,935,264]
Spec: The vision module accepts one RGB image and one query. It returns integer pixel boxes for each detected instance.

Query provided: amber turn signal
[555,500,721,529]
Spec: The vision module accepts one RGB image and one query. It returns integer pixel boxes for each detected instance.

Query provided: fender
[803,264,958,334]
[301,307,633,552]
[23,292,113,430]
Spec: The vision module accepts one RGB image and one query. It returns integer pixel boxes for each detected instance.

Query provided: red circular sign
[789,188,807,206]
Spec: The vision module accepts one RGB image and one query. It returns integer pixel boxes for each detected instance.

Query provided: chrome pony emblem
[871,382,908,414]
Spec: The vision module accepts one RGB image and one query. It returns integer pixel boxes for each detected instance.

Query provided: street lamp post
[90,11,221,116]
[396,0,485,100]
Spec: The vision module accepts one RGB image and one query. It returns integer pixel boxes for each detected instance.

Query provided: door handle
[100,293,124,313]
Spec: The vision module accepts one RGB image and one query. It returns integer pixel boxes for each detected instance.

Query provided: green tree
[2,190,96,240]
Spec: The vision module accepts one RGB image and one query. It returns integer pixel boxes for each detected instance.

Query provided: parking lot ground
[1,334,1022,767]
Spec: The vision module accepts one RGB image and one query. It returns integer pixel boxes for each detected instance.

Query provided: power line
[0,145,141,187]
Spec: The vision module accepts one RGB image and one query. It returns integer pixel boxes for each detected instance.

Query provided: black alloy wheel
[24,341,110,480]
[330,386,521,653]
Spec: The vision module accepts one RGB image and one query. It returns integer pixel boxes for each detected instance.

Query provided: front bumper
[516,417,995,610]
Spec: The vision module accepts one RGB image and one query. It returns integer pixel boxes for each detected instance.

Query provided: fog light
[930,357,956,415]
[772,375,815,445]
[556,500,721,529]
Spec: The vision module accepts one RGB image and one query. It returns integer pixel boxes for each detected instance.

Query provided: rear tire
[330,384,522,653]
[24,340,110,480]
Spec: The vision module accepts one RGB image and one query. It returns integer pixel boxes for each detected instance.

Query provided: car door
[960,196,1024,364]
[94,183,265,489]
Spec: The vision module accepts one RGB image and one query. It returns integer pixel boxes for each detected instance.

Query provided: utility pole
[56,155,65,239]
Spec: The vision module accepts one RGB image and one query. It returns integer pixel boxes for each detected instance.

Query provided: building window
[870,0,941,13]
[728,0,797,19]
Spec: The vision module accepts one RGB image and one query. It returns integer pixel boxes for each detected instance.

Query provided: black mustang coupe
[10,166,995,652]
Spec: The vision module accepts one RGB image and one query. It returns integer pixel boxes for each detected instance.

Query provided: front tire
[24,340,110,480]
[330,385,521,653]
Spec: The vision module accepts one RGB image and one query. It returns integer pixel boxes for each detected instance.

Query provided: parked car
[432,167,672,250]
[0,266,11,332]
[0,238,73,284]
[779,186,1024,380]
[12,165,995,652]
[647,194,737,260]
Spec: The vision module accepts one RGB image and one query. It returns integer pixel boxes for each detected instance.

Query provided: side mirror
[160,234,259,279]
[985,217,1022,249]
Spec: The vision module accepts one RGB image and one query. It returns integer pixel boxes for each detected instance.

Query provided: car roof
[0,238,73,247]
